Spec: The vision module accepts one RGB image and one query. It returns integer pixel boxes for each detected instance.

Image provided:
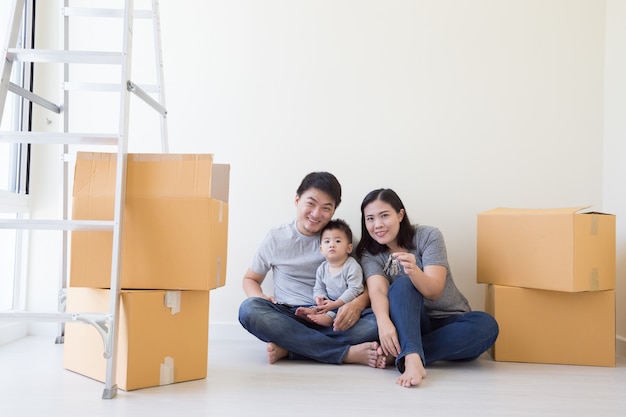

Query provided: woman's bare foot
[344,342,387,368]
[267,342,288,364]
[396,353,427,387]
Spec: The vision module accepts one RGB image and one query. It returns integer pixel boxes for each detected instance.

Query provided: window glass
[1,1,14,190]
[1,4,14,311]
[1,2,26,312]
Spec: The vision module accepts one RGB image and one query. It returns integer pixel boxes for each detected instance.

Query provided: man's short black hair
[296,172,342,208]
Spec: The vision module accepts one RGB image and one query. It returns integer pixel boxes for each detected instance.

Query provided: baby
[295,219,364,327]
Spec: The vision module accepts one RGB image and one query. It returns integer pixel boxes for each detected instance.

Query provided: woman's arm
[367,275,401,357]
[392,252,446,300]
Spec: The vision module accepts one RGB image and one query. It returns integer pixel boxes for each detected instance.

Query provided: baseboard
[0,322,28,346]
[21,321,255,342]
[209,321,258,341]
[617,335,626,358]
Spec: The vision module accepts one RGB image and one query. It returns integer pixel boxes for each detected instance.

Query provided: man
[238,172,383,367]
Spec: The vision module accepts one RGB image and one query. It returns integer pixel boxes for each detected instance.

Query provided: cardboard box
[70,152,229,290]
[485,284,615,367]
[63,288,210,391]
[477,207,615,292]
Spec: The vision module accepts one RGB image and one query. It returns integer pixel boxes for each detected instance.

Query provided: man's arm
[242,268,275,302]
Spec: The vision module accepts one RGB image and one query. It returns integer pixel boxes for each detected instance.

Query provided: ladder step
[0,219,114,231]
[7,49,123,65]
[0,311,111,323]
[0,132,119,145]
[63,7,153,19]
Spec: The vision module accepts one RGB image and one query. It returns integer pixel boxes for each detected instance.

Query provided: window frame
[0,0,34,337]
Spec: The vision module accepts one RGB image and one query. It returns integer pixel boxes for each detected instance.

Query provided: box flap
[73,152,215,199]
[211,164,230,203]
[480,206,591,215]
[127,154,213,198]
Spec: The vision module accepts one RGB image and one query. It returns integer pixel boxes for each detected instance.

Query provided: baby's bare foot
[295,306,319,324]
[307,313,334,327]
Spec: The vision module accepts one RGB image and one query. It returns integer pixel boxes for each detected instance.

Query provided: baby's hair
[320,218,353,243]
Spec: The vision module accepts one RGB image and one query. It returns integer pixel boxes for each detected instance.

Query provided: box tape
[165,291,181,315]
[591,213,599,236]
[159,357,175,386]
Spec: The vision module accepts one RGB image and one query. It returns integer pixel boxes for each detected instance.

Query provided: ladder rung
[0,311,111,323]
[0,219,114,231]
[64,82,160,93]
[63,7,153,19]
[0,132,119,145]
[7,49,123,65]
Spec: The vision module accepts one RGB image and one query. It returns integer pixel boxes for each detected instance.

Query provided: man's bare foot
[294,306,319,324]
[396,353,427,387]
[267,342,288,364]
[344,342,387,368]
[307,313,333,327]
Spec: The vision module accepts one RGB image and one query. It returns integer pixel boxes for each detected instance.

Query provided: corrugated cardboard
[477,207,615,292]
[70,152,229,290]
[485,284,615,367]
[63,288,210,391]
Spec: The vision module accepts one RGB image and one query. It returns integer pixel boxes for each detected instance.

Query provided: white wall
[24,1,624,349]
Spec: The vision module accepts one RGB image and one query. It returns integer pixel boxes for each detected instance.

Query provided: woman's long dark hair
[355,188,416,258]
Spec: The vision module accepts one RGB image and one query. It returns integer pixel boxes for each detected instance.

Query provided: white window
[1,1,32,314]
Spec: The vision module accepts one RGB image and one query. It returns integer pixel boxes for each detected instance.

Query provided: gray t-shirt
[360,225,471,318]
[314,256,364,304]
[250,220,323,306]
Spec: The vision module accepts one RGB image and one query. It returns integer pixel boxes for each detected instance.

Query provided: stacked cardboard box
[477,207,616,367]
[63,152,229,390]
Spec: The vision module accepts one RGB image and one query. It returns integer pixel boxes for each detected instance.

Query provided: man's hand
[333,289,370,331]
[333,299,364,331]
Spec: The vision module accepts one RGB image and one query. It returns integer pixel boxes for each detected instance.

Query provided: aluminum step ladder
[0,0,168,399]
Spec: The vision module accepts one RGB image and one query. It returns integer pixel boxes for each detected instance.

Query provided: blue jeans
[238,297,379,364]
[388,276,499,371]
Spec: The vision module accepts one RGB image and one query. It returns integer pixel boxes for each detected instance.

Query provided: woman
[356,189,498,387]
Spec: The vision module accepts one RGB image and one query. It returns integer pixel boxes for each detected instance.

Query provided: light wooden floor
[1,336,624,417]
